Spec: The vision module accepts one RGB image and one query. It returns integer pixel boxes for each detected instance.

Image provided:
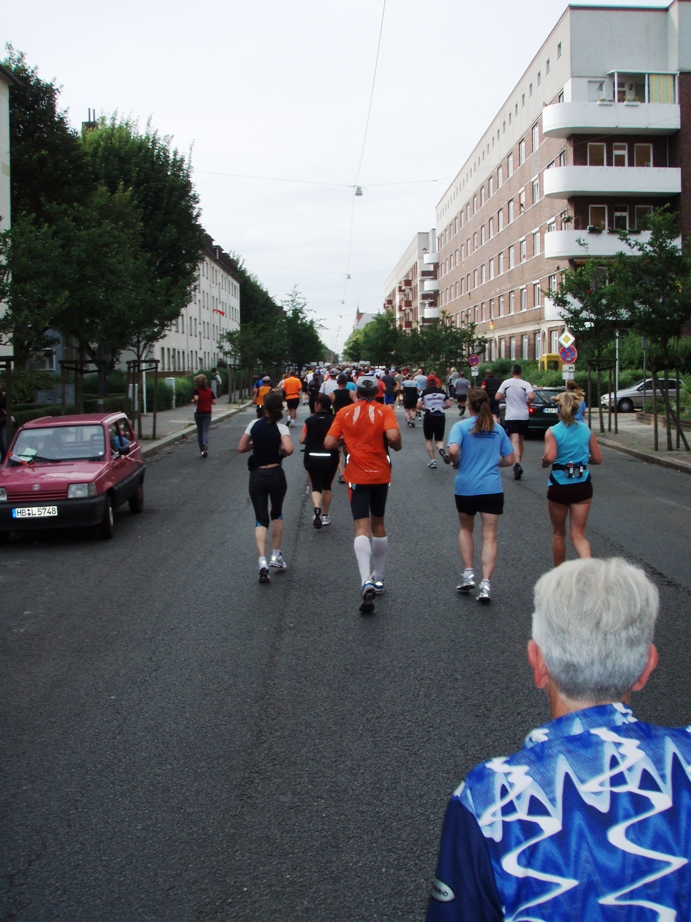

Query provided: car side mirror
[117,445,131,456]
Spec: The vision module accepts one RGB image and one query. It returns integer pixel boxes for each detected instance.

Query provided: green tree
[229,254,282,327]
[282,286,325,368]
[357,310,403,366]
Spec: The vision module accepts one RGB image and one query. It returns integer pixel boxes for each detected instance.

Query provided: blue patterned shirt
[427,704,691,920]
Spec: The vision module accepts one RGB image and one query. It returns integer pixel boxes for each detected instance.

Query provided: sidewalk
[134,399,691,474]
[135,397,253,456]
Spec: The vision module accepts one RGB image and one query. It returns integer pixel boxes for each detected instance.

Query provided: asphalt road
[2,405,690,921]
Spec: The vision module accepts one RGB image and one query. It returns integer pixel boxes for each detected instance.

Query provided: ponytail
[468,388,494,433]
[263,392,284,423]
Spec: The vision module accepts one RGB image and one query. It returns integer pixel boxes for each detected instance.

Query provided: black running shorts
[546,481,593,506]
[455,492,505,516]
[423,413,446,442]
[348,483,389,520]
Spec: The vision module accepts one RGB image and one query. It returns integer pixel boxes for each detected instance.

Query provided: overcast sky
[2,0,671,353]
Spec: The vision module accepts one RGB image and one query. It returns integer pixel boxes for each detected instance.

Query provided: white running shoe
[320,514,331,526]
[428,460,437,469]
[270,553,288,570]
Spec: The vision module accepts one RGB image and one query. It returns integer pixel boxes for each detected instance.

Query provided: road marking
[657,497,691,512]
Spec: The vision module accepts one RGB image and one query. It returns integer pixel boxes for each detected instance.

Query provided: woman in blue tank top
[541,392,602,567]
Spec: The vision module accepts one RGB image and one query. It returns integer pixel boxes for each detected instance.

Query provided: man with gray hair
[427,558,691,920]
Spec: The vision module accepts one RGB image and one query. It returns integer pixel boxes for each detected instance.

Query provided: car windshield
[10,425,106,463]
[534,388,562,403]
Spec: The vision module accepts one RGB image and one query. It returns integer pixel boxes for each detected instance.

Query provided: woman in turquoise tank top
[541,392,602,566]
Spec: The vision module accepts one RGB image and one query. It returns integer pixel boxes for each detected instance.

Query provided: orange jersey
[283,375,302,401]
[327,400,399,484]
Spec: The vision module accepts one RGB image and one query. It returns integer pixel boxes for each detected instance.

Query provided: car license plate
[12,506,58,519]
[543,408,558,414]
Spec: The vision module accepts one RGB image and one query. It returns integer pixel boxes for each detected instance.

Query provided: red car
[0,412,145,541]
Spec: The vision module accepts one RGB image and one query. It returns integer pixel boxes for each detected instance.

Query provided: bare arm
[280,433,294,457]
[496,389,505,401]
[386,427,402,451]
[526,390,536,404]
[499,452,516,468]
[541,429,557,466]
[443,398,452,409]
[237,432,252,453]
[589,432,602,465]
[323,434,340,451]
[448,442,460,463]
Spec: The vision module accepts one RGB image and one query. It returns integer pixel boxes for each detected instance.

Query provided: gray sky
[2,0,670,353]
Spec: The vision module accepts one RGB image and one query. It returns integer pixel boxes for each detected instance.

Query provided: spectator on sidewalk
[192,374,215,458]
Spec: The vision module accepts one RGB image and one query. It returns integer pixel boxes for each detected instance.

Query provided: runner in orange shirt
[282,369,303,428]
[324,376,402,613]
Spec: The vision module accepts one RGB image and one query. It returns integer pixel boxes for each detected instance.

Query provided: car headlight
[0,488,6,502]
[68,483,97,499]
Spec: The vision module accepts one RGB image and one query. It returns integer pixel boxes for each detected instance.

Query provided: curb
[598,438,691,475]
[139,404,252,458]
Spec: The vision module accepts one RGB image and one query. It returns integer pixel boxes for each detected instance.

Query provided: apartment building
[434,0,691,363]
[383,229,438,330]
[155,234,240,373]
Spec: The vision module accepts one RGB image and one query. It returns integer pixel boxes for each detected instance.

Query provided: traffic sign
[559,345,578,364]
[468,353,480,367]
[558,329,576,349]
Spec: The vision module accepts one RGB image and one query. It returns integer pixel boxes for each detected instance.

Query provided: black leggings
[306,463,338,494]
[249,466,287,528]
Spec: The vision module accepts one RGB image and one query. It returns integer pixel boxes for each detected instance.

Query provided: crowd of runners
[237,362,601,612]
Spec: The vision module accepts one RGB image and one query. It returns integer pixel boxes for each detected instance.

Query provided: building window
[532,177,540,204]
[473,195,477,213]
[613,208,629,231]
[537,71,542,86]
[634,143,653,167]
[546,58,550,74]
[550,330,559,353]
[533,230,541,256]
[481,225,486,246]
[520,288,527,311]
[519,189,526,213]
[500,339,507,358]
[489,176,494,197]
[499,295,505,316]
[520,139,526,165]
[498,209,504,232]
[535,333,542,359]
[481,264,486,284]
[519,238,527,262]
[474,269,478,288]
[613,143,628,167]
[509,291,515,314]
[547,219,556,234]
[473,232,478,250]
[481,186,486,206]
[533,282,541,306]
[498,165,503,187]
[508,153,514,177]
[509,246,515,269]
[557,42,562,59]
[532,124,539,152]
[489,259,495,280]
[588,143,606,167]
[589,205,608,230]
[508,200,515,224]
[522,334,529,358]
[529,83,533,98]
[635,205,653,229]
[548,274,558,293]
[498,251,504,274]
[489,217,494,239]
[510,336,516,359]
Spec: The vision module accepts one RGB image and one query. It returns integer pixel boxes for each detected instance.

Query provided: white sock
[271,549,281,559]
[464,568,474,578]
[480,578,491,589]
[354,535,372,585]
[371,536,388,581]
[259,556,267,569]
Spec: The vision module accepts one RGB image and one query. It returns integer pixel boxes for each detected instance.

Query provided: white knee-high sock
[371,536,388,581]
[354,535,372,584]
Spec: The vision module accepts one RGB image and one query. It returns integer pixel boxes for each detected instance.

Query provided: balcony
[544,229,655,259]
[542,101,680,138]
[403,279,412,288]
[422,279,439,294]
[543,166,681,198]
[423,306,440,321]
[423,252,439,265]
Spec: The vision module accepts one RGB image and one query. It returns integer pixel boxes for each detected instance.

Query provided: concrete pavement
[134,396,691,474]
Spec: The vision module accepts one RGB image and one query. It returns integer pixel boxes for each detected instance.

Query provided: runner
[324,376,401,613]
[453,371,470,417]
[401,373,420,427]
[418,375,452,469]
[237,392,294,582]
[496,364,535,480]
[480,366,502,421]
[282,368,303,428]
[381,369,398,406]
[447,388,515,603]
[541,391,602,566]
[300,394,340,529]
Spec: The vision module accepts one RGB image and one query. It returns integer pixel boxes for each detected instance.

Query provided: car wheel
[99,496,115,539]
[128,481,144,514]
[617,398,634,413]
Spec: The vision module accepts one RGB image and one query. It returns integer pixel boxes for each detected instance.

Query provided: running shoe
[258,567,270,583]
[372,579,384,595]
[476,582,491,603]
[456,573,476,592]
[313,506,322,529]
[320,514,331,526]
[270,553,288,570]
[360,580,376,613]
[513,463,523,481]
[428,460,437,469]
[439,448,451,465]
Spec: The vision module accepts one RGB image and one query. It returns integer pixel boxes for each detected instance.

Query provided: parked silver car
[600,378,683,413]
